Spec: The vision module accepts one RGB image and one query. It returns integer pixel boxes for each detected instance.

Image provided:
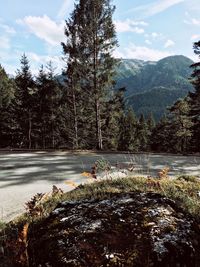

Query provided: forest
[0,0,200,154]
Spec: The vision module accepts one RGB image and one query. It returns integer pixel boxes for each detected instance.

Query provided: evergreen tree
[62,0,118,150]
[103,87,125,150]
[150,115,172,152]
[35,63,63,148]
[147,113,155,132]
[188,40,200,151]
[46,62,62,148]
[0,65,17,147]
[168,98,193,153]
[15,54,36,148]
[146,113,155,150]
[35,65,50,148]
[137,114,148,151]
[118,108,138,151]
[61,9,82,149]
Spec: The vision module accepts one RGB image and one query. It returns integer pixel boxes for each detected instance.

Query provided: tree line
[152,41,200,154]
[0,56,155,150]
[0,0,200,153]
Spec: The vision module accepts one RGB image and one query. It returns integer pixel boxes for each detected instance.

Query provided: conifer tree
[35,65,50,148]
[15,54,36,148]
[46,62,62,148]
[146,113,155,150]
[188,40,200,151]
[35,63,63,148]
[62,0,118,150]
[118,108,138,151]
[150,115,172,152]
[168,98,193,153]
[147,113,155,132]
[137,114,148,151]
[103,87,125,150]
[62,9,82,149]
[0,65,17,147]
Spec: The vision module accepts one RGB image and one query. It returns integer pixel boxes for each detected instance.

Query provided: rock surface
[27,192,200,267]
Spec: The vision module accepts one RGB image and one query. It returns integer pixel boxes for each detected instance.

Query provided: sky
[0,0,199,74]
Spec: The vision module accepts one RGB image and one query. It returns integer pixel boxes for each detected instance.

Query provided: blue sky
[0,0,199,74]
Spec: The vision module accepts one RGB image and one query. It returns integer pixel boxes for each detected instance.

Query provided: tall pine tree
[62,0,118,150]
[188,40,200,151]
[15,54,36,148]
[0,65,17,147]
[168,98,193,153]
[118,108,138,151]
[35,62,63,148]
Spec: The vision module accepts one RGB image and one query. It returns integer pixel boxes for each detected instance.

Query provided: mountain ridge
[115,55,194,120]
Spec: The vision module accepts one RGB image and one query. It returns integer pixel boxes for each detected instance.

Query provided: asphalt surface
[0,151,200,222]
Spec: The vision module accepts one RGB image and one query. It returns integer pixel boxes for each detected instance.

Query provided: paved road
[0,151,200,222]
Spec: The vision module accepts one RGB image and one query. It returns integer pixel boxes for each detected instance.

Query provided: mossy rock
[26,192,200,267]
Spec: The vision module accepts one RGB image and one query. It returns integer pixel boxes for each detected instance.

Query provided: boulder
[27,192,200,267]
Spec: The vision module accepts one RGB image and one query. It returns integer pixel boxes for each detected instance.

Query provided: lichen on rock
[27,192,200,267]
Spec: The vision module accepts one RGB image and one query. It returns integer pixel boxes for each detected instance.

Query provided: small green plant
[95,157,111,172]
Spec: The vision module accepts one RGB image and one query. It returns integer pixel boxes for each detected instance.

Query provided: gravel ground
[0,151,200,222]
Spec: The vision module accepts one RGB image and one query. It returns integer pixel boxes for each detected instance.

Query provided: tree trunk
[93,8,103,150]
[51,96,55,149]
[28,110,32,149]
[95,99,103,150]
[72,90,78,149]
[52,118,55,149]
[43,126,46,149]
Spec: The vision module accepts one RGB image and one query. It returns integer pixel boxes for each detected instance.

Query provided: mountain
[115,55,194,120]
[57,55,193,121]
[127,87,190,121]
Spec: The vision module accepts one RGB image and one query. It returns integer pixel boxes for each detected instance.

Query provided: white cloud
[0,49,65,75]
[151,32,159,38]
[0,23,16,35]
[114,43,172,61]
[115,19,147,34]
[17,15,65,46]
[184,12,200,26]
[128,0,185,18]
[28,52,65,74]
[191,34,200,40]
[145,32,163,39]
[164,39,175,48]
[19,52,64,74]
[0,23,15,60]
[57,0,74,19]
[191,18,200,25]
[145,39,152,45]
[184,18,200,26]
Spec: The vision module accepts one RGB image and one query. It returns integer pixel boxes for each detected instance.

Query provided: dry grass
[0,175,199,267]
[9,175,200,227]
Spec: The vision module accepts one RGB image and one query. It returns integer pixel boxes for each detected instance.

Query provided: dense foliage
[151,41,200,153]
[62,0,118,150]
[0,0,199,153]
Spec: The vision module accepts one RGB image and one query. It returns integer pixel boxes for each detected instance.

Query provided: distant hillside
[127,87,190,121]
[58,55,193,121]
[115,55,194,120]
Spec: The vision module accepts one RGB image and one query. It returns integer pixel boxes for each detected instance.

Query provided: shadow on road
[0,152,200,188]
